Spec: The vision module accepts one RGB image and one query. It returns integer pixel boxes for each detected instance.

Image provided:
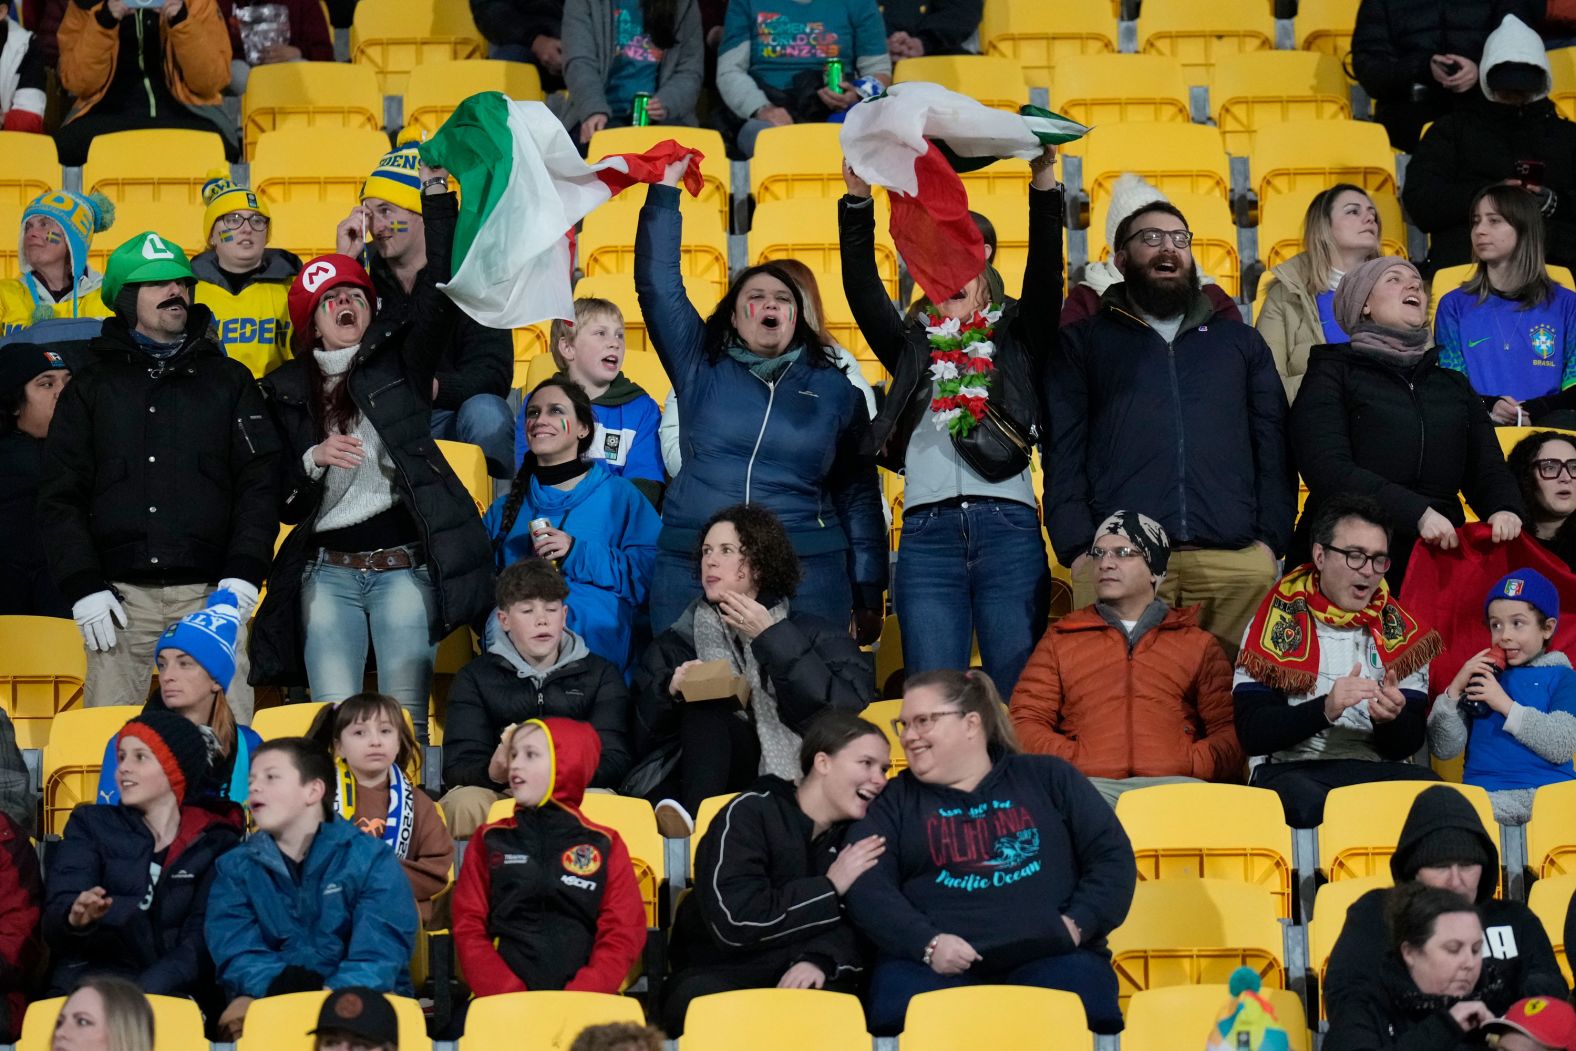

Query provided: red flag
[1398,523,1576,697]
[591,140,705,198]
[887,142,988,306]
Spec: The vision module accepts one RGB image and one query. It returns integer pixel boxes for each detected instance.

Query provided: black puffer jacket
[0,430,67,616]
[38,305,280,604]
[249,192,494,686]
[1325,785,1568,1027]
[1044,284,1295,562]
[1289,343,1524,586]
[44,799,245,1004]
[839,186,1061,480]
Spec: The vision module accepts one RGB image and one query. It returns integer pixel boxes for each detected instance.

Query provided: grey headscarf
[1332,256,1432,364]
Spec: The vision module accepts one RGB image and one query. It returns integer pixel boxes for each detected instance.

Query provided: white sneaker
[655,798,695,839]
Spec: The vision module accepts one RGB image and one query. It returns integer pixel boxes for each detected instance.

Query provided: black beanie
[117,710,211,804]
[1398,826,1495,878]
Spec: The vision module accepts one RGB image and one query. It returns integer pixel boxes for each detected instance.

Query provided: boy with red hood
[43,711,244,1015]
[453,717,645,996]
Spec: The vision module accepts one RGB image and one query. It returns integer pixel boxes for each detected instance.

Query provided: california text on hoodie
[1324,785,1569,1025]
[453,718,647,995]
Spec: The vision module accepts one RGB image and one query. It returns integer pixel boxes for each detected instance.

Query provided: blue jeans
[894,498,1050,695]
[431,394,515,478]
[301,556,438,741]
[648,547,854,634]
[866,952,1123,1035]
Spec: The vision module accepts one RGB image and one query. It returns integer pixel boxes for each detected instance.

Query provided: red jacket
[0,811,40,1042]
[1009,603,1245,782]
[453,718,645,997]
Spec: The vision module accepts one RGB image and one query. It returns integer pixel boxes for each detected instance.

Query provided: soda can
[529,517,552,540]
[632,92,652,127]
[825,58,845,93]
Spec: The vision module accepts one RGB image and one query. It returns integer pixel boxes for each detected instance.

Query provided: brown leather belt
[320,545,423,572]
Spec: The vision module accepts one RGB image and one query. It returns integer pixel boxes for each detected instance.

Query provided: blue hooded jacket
[484,460,661,671]
[204,815,418,998]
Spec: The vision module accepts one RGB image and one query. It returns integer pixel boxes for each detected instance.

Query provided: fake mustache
[158,297,188,311]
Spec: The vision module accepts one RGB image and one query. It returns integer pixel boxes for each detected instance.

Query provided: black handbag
[952,400,1033,482]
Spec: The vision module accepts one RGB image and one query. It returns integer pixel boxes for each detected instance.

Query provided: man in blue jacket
[205,738,418,1042]
[1046,201,1295,658]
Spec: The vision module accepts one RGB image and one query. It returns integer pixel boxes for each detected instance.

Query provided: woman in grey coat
[560,0,704,144]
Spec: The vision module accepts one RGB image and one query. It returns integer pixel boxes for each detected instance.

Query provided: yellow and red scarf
[1238,563,1441,695]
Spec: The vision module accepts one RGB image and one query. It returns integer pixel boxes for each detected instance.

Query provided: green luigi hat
[101,231,196,318]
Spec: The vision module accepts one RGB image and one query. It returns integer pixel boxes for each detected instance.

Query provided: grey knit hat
[1333,256,1423,334]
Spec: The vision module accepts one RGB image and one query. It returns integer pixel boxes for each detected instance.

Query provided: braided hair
[491,375,597,562]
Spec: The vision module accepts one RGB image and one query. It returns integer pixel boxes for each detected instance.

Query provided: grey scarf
[1347,321,1432,365]
[725,337,802,383]
[691,597,796,779]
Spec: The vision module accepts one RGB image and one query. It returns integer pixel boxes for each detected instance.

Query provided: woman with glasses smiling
[1509,431,1576,570]
[844,667,1135,1037]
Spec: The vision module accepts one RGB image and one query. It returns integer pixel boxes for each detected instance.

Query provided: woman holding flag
[839,144,1060,695]
[634,154,887,638]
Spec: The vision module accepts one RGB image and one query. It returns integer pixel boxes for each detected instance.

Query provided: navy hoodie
[844,752,1136,972]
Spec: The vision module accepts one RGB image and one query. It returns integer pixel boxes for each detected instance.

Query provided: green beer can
[825,58,844,93]
[632,92,652,127]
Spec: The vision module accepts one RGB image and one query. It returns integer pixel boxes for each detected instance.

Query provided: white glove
[216,578,260,620]
[72,590,129,652]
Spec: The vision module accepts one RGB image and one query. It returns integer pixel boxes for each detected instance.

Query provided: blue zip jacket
[634,184,887,605]
[484,461,661,671]
[1466,653,1576,791]
[97,724,261,807]
[204,816,418,998]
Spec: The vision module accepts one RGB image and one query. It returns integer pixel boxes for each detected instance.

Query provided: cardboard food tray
[679,659,751,705]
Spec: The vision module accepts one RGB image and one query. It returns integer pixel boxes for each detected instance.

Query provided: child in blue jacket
[1430,568,1576,824]
[204,738,418,1043]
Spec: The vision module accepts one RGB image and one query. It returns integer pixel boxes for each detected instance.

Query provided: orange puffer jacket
[1009,604,1245,782]
[57,0,232,120]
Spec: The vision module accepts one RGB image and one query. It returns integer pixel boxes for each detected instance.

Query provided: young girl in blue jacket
[1429,568,1576,823]
[487,376,661,672]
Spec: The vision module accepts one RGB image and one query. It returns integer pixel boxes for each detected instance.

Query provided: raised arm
[1013,150,1066,360]
[397,180,462,386]
[634,168,708,395]
[837,166,908,372]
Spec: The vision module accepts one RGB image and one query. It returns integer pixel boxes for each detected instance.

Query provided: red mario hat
[287,253,375,353]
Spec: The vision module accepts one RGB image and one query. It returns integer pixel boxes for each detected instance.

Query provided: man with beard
[1044,201,1294,658]
[39,231,278,714]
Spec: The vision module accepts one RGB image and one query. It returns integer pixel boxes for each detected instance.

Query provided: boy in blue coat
[1430,568,1576,824]
[205,737,418,1043]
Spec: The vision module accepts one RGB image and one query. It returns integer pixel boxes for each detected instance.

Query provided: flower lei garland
[925,307,1003,438]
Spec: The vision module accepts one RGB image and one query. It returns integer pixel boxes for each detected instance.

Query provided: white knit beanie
[1105,173,1170,249]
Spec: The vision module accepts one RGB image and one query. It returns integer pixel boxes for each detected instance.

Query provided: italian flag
[419,91,705,328]
[840,82,1088,305]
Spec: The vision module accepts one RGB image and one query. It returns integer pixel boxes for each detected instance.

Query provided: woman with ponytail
[486,376,661,672]
[844,668,1136,1037]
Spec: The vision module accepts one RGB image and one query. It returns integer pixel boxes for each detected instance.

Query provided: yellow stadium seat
[42,705,139,835]
[350,0,485,95]
[0,201,21,279]
[1259,188,1407,269]
[748,197,900,301]
[585,125,732,232]
[901,986,1092,1050]
[82,129,227,208]
[861,698,906,774]
[405,59,546,138]
[1115,783,1295,920]
[1081,123,1231,214]
[18,993,207,1051]
[1553,47,1576,122]
[573,271,713,357]
[751,123,848,202]
[681,989,870,1051]
[1088,189,1239,298]
[1251,119,1397,212]
[1211,50,1352,156]
[236,991,427,1051]
[1495,425,1576,459]
[813,278,881,375]
[462,991,645,1048]
[0,615,87,749]
[1107,879,1285,1009]
[239,61,382,161]
[253,127,393,209]
[1307,874,1390,1019]
[1124,983,1311,1051]
[0,131,59,208]
[581,195,730,304]
[267,199,348,263]
[969,192,1038,300]
[1529,873,1576,986]
[1319,782,1498,883]
[513,322,552,388]
[252,700,330,740]
[1529,782,1576,879]
[1051,53,1190,131]
[688,792,738,867]
[873,615,906,698]
[982,0,1116,90]
[438,439,490,516]
[620,349,673,405]
[1138,0,1274,87]
[83,198,206,273]
[523,353,559,393]
[892,55,1030,112]
[1298,0,1361,77]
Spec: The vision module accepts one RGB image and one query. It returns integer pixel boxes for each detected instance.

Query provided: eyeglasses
[1089,544,1145,562]
[1322,544,1392,574]
[892,709,965,737]
[217,212,270,232]
[1534,458,1576,480]
[1124,228,1193,249]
